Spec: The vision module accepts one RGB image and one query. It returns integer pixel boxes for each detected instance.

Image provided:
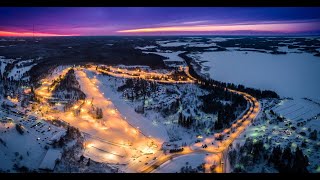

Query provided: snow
[208,37,241,42]
[154,153,206,173]
[15,59,34,67]
[205,48,218,51]
[0,61,7,75]
[277,46,302,53]
[143,51,185,62]
[49,130,66,142]
[278,42,299,45]
[37,67,164,169]
[190,43,216,47]
[0,108,66,172]
[89,68,219,158]
[272,98,320,122]
[38,149,62,171]
[0,57,37,81]
[7,63,37,81]
[135,46,157,50]
[2,99,16,107]
[0,57,16,76]
[86,69,169,142]
[231,98,320,172]
[21,77,30,81]
[187,51,320,99]
[154,153,218,173]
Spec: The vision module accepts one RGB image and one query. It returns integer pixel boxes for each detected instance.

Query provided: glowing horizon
[0,30,79,37]
[1,7,320,36]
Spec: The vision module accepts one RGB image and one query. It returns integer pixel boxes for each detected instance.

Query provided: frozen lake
[188,51,320,100]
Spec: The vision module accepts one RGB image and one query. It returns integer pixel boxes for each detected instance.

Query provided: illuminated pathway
[88,65,260,173]
[139,91,259,173]
[93,66,195,84]
[34,64,260,173]
[34,67,161,169]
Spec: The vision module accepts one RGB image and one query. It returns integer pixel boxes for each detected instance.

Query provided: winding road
[94,64,260,173]
[34,63,260,173]
[139,78,260,173]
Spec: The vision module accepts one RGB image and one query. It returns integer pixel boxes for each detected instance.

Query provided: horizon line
[1,34,320,38]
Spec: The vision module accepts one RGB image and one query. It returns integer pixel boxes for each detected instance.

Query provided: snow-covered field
[277,46,303,53]
[187,50,320,99]
[92,70,220,143]
[7,64,37,81]
[0,108,66,172]
[0,56,39,81]
[135,45,157,50]
[154,153,207,173]
[207,37,241,43]
[230,98,320,172]
[273,98,320,122]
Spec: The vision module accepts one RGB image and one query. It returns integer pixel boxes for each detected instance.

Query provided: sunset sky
[0,7,320,36]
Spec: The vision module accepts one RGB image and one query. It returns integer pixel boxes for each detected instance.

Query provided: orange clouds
[117,22,315,33]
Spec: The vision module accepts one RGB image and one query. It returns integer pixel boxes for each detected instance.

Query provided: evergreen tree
[292,147,309,173]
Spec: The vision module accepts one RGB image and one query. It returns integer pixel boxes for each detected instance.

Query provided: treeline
[229,138,310,173]
[0,76,29,99]
[214,109,237,130]
[52,125,82,148]
[54,69,80,92]
[200,89,247,113]
[52,68,86,101]
[178,112,193,128]
[179,52,279,100]
[229,138,267,173]
[118,78,157,102]
[268,145,309,173]
[159,98,180,116]
[199,88,247,130]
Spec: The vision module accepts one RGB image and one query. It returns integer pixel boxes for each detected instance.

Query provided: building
[38,149,62,171]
